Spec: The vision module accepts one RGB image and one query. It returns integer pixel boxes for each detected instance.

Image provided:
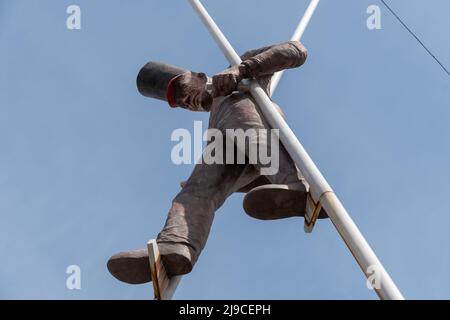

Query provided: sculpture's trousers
[157,95,304,268]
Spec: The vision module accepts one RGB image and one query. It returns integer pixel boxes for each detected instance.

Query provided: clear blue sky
[1,0,449,299]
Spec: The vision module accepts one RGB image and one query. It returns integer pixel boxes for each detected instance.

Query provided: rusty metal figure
[107,41,327,284]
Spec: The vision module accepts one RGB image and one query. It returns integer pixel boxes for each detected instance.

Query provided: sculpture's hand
[212,64,249,97]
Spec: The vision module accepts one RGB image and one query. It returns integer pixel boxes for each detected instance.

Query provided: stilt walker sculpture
[107,0,404,300]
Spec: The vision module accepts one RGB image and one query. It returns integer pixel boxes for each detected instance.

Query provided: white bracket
[147,239,182,300]
[304,194,322,233]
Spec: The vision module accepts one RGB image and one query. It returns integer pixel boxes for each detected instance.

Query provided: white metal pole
[162,276,182,300]
[187,0,404,300]
[270,0,320,95]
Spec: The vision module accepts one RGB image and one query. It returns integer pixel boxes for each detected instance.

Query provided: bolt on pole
[187,0,404,300]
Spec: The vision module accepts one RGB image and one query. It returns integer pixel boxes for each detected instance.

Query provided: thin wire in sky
[380,0,450,76]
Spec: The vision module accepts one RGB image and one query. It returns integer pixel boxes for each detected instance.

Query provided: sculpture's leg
[156,159,259,278]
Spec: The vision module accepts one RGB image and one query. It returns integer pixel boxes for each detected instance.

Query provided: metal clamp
[304,194,322,233]
[147,240,182,300]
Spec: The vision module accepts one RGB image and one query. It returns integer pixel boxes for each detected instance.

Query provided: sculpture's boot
[107,248,151,284]
[243,182,328,220]
[107,243,195,285]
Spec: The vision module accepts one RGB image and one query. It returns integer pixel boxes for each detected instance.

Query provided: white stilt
[270,0,321,94]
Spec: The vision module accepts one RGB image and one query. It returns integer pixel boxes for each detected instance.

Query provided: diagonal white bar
[270,0,320,95]
[187,0,404,300]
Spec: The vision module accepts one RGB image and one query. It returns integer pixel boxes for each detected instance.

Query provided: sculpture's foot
[107,248,151,284]
[107,243,194,285]
[243,182,328,220]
